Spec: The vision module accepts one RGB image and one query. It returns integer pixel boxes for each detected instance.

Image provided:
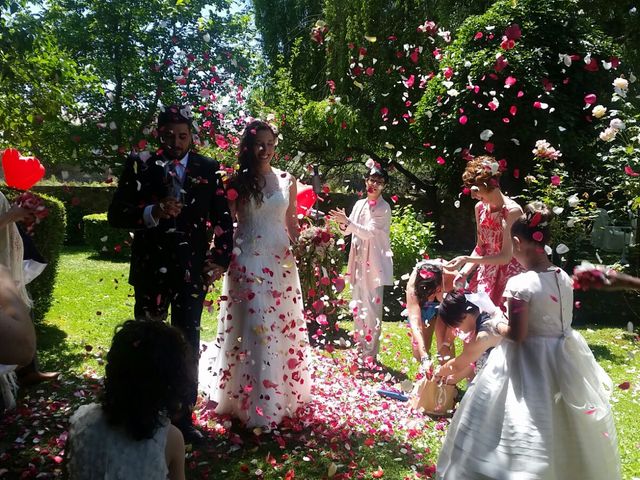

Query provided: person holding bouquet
[198,120,311,428]
[573,264,640,291]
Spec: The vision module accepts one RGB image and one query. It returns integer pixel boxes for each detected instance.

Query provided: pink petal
[226,188,239,201]
[214,134,229,149]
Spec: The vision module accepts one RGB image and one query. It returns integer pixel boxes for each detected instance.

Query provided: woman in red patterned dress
[447,156,524,308]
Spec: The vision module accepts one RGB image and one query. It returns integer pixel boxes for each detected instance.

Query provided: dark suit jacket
[108,151,233,292]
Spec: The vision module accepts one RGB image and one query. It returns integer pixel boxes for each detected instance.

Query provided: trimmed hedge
[31,185,116,245]
[83,213,131,258]
[0,187,66,321]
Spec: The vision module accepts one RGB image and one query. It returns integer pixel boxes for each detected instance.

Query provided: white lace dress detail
[0,192,29,411]
[199,169,311,427]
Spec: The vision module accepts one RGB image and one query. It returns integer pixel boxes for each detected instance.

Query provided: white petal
[567,195,580,207]
[479,129,494,141]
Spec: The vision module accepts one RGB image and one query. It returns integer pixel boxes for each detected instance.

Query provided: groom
[108,105,233,442]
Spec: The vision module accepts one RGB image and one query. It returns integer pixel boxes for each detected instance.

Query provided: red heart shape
[2,148,45,190]
[296,184,317,217]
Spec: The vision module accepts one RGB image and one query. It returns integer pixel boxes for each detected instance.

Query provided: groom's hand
[203,260,225,284]
[153,196,182,220]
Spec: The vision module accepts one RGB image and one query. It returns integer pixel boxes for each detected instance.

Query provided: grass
[0,246,638,479]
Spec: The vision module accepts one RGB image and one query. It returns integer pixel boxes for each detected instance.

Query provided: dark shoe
[179,424,205,445]
[17,371,60,388]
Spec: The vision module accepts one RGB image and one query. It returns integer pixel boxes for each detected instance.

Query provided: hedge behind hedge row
[0,187,66,321]
[31,185,116,245]
[83,213,131,258]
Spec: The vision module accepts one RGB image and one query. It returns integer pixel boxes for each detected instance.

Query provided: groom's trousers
[134,282,206,411]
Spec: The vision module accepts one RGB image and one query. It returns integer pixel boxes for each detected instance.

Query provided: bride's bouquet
[294,220,346,335]
[294,221,344,293]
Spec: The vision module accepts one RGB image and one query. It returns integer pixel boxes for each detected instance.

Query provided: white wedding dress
[437,268,621,479]
[199,169,311,427]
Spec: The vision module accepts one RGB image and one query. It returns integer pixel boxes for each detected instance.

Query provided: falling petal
[480,129,493,141]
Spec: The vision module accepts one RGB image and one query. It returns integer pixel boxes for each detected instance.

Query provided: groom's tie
[167,160,184,199]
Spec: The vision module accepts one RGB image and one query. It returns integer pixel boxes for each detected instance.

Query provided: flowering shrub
[523,139,596,267]
[293,220,346,337]
[414,0,620,195]
[592,74,640,217]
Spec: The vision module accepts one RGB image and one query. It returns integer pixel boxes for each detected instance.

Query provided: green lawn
[1,246,638,479]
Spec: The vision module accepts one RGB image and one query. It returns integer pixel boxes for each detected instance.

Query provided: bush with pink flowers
[415,0,620,196]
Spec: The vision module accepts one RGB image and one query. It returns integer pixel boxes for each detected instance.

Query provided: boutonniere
[189,176,209,185]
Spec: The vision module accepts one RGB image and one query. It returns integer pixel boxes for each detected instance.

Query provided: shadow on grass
[0,371,103,477]
[314,326,352,348]
[587,344,627,363]
[87,253,131,263]
[35,322,87,371]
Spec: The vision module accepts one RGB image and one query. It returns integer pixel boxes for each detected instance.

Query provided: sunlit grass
[24,247,640,478]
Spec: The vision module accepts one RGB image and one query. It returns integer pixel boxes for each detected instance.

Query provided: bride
[199,120,311,428]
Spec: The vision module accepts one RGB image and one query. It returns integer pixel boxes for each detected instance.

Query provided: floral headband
[244,117,280,136]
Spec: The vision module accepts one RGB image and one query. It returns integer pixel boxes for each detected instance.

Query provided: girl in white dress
[67,320,189,480]
[437,202,621,479]
[199,120,311,428]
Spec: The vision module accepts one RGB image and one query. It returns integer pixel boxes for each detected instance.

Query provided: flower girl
[437,202,620,479]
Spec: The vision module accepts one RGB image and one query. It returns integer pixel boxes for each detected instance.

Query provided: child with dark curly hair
[437,202,621,479]
[67,320,191,480]
[447,156,524,308]
[433,289,504,385]
[405,259,458,366]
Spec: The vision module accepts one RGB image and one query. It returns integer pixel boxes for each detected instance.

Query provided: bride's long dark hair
[229,120,278,206]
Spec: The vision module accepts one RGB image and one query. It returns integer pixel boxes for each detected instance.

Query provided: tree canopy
[1,0,256,173]
[249,0,637,198]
